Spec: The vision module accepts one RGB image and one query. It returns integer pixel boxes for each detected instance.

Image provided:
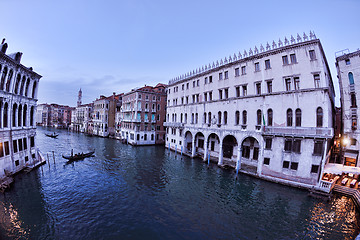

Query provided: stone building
[336,49,360,167]
[92,93,122,137]
[0,39,41,177]
[120,83,167,145]
[36,103,73,128]
[165,32,335,189]
[72,103,93,133]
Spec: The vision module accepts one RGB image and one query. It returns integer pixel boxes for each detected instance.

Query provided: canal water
[0,127,359,239]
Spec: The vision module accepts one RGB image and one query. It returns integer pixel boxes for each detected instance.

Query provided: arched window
[203,112,206,124]
[287,109,293,126]
[3,102,8,128]
[316,107,323,127]
[18,105,22,127]
[180,113,183,123]
[24,78,30,97]
[1,67,8,90]
[30,106,34,126]
[235,111,240,125]
[224,111,228,125]
[14,74,21,94]
[32,81,37,98]
[184,113,187,123]
[242,110,247,125]
[257,110,262,125]
[208,112,211,124]
[23,105,27,126]
[218,111,222,125]
[295,109,301,127]
[19,76,26,95]
[349,72,354,85]
[351,94,357,108]
[5,69,13,92]
[0,100,2,128]
[12,103,17,127]
[267,109,273,126]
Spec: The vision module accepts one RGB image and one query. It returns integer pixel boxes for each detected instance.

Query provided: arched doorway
[195,132,205,157]
[223,135,238,159]
[241,137,260,162]
[184,131,193,153]
[207,133,220,160]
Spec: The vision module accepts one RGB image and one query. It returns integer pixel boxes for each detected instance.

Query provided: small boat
[84,132,93,137]
[45,133,59,138]
[62,150,95,162]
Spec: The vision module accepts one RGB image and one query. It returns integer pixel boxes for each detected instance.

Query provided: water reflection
[0,127,358,239]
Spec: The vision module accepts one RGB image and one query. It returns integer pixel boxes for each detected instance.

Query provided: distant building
[73,103,93,133]
[92,93,122,137]
[120,83,167,145]
[336,49,360,167]
[0,39,42,177]
[36,103,73,128]
[165,32,335,190]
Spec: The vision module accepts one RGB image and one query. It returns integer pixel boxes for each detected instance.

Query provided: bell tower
[77,88,82,107]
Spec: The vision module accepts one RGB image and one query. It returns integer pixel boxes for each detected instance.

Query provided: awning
[344,152,358,159]
[324,163,360,175]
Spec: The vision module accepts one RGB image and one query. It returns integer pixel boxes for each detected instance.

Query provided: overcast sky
[2,0,359,106]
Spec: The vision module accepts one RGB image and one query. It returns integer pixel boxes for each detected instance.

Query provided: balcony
[349,84,355,93]
[132,118,141,123]
[163,122,185,128]
[144,108,150,112]
[151,119,156,123]
[263,126,333,138]
[151,109,156,113]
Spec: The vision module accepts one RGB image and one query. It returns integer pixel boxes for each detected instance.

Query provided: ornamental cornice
[0,51,42,79]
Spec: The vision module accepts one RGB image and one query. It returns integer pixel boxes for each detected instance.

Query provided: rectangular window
[285,78,291,91]
[235,86,240,97]
[294,77,300,90]
[224,88,229,99]
[311,165,319,173]
[255,62,260,72]
[0,143,3,158]
[267,81,272,93]
[241,66,246,75]
[205,77,208,84]
[346,59,351,65]
[197,80,199,86]
[25,156,29,162]
[290,162,298,170]
[309,50,316,60]
[290,54,297,64]
[186,83,189,89]
[224,71,229,79]
[313,141,323,155]
[265,138,272,149]
[182,84,184,90]
[193,81,195,88]
[209,92,212,101]
[282,55,289,65]
[30,137,35,147]
[242,85,247,96]
[204,92,207,102]
[4,142,9,155]
[13,140,18,153]
[18,139,23,151]
[293,139,301,153]
[256,82,261,95]
[263,157,270,165]
[186,96,189,104]
[284,139,292,152]
[235,68,240,77]
[15,160,19,166]
[219,89,223,100]
[314,74,320,88]
[209,76,213,83]
[265,59,271,69]
[219,72,223,80]
[283,161,290,169]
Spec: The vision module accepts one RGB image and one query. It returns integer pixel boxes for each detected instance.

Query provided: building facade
[120,84,167,145]
[92,93,121,137]
[36,103,73,128]
[336,49,360,167]
[165,33,335,189]
[0,40,41,177]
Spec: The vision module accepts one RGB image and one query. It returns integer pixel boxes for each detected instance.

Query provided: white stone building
[74,103,93,133]
[0,40,41,178]
[336,49,360,167]
[165,32,335,190]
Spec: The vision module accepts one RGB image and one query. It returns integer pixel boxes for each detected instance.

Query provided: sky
[1,0,359,107]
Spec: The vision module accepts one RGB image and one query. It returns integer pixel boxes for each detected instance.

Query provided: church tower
[77,88,82,107]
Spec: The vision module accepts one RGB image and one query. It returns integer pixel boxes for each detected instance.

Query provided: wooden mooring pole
[52,151,55,164]
[47,153,50,168]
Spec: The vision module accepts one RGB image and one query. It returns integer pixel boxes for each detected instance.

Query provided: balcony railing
[263,126,333,138]
[349,84,355,93]
[163,122,185,128]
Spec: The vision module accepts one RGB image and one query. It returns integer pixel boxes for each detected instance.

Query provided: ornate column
[191,135,196,158]
[203,137,208,161]
[236,145,242,171]
[218,139,223,165]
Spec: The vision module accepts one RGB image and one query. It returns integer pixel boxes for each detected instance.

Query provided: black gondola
[62,150,95,162]
[45,133,59,138]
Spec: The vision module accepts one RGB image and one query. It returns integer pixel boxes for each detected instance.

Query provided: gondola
[45,133,59,138]
[62,150,95,162]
